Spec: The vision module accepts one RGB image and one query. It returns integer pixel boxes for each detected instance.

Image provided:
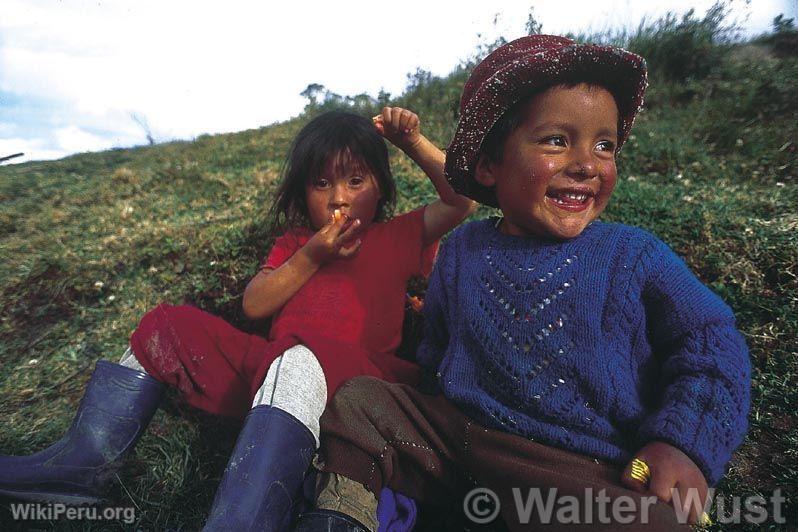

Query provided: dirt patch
[0,262,88,348]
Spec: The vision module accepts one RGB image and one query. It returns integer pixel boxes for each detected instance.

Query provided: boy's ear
[474,154,497,187]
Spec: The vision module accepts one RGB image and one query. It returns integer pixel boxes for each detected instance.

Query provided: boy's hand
[621,441,710,525]
[300,209,362,266]
[373,106,421,152]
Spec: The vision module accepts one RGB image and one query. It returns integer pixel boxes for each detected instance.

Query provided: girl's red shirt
[263,207,438,376]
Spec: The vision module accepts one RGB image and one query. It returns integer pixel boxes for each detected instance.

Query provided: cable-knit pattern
[418,218,751,485]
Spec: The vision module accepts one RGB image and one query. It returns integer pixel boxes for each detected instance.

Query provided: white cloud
[0,123,19,136]
[53,125,116,154]
[0,136,65,162]
[1,0,795,164]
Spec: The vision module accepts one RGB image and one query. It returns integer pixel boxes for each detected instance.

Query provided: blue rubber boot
[0,360,164,505]
[293,509,369,532]
[203,405,316,531]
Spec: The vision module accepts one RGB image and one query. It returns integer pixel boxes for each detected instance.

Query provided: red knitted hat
[445,34,648,207]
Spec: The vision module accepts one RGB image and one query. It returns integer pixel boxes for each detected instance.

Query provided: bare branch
[0,152,24,163]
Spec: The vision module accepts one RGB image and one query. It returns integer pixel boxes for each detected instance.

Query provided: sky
[1,0,795,164]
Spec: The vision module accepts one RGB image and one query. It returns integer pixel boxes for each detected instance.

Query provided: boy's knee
[334,376,390,408]
[326,377,408,427]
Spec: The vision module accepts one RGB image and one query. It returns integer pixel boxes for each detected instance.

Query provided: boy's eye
[542,136,567,147]
[596,140,616,152]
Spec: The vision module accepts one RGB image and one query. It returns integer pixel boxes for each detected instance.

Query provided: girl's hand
[300,209,362,266]
[621,441,710,525]
[373,106,421,152]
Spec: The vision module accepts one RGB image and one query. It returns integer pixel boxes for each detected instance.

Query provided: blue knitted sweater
[417,218,750,485]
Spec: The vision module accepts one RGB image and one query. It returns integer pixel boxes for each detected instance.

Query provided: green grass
[1,17,796,531]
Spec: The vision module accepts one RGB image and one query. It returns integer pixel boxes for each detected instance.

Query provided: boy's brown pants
[316,376,689,531]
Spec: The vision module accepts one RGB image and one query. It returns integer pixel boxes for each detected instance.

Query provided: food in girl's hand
[333,209,356,232]
[407,295,424,313]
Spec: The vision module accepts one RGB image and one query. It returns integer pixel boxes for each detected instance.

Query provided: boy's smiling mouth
[546,187,595,212]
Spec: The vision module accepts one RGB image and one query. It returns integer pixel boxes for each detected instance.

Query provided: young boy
[293,35,751,531]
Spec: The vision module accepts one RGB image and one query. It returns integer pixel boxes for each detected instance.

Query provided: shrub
[627,2,742,81]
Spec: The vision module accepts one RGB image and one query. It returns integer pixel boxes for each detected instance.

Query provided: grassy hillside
[1,10,796,531]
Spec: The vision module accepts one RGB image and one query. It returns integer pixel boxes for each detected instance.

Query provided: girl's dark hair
[269,111,396,232]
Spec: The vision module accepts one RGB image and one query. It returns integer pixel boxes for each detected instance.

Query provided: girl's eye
[313,179,330,188]
[596,140,616,152]
[349,176,365,186]
[542,136,567,147]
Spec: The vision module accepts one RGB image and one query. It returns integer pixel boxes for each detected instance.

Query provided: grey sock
[252,344,327,446]
[118,346,147,373]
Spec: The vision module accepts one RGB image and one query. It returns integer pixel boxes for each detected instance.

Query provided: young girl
[0,108,475,529]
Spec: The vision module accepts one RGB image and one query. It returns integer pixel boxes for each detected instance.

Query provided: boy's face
[475,84,619,240]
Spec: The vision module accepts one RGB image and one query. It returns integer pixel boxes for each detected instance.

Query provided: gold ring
[630,457,651,485]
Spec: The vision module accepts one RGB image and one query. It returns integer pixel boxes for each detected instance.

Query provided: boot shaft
[0,360,164,504]
[203,406,317,531]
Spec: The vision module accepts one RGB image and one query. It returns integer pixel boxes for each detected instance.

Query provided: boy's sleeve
[415,234,454,377]
[635,236,751,485]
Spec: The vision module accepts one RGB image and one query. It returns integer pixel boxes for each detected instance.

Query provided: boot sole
[0,488,104,506]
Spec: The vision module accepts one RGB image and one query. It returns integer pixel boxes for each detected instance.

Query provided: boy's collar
[488,216,601,242]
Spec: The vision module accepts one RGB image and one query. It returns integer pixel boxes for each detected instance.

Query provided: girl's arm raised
[242,212,361,319]
[375,107,477,246]
[406,133,477,246]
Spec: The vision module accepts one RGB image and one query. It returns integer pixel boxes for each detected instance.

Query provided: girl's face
[305,152,382,231]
